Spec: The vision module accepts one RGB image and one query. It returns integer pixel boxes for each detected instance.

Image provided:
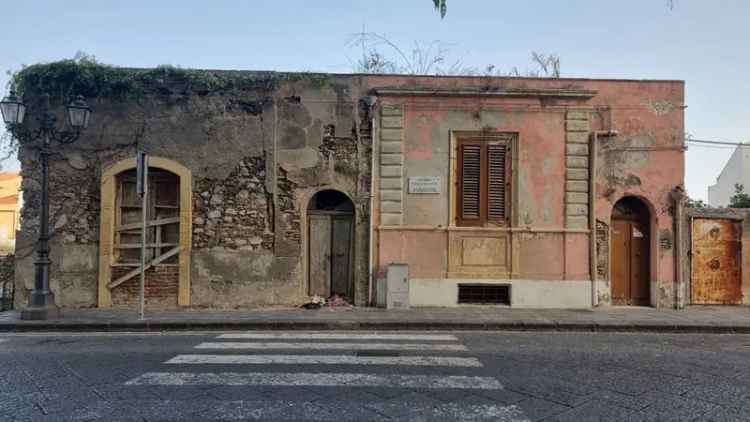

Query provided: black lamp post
[1,90,91,320]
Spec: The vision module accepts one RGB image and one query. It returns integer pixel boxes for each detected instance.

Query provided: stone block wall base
[21,304,61,320]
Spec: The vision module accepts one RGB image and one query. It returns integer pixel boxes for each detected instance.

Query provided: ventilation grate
[458,284,510,305]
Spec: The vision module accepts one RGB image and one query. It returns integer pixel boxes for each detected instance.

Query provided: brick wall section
[565,111,591,229]
[379,104,404,225]
[596,220,609,279]
[110,266,178,308]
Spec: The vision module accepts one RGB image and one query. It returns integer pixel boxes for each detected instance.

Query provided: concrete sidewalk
[2,306,750,332]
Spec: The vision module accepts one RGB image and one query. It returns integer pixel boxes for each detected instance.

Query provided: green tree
[431,0,674,18]
[729,184,750,208]
[432,0,446,18]
[685,197,707,209]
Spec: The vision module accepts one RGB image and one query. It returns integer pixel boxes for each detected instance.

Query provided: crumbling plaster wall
[15,75,372,309]
[591,82,685,308]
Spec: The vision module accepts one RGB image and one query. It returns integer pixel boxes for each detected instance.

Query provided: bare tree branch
[348,31,561,78]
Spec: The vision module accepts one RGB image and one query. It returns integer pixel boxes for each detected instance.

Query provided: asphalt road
[1,331,749,421]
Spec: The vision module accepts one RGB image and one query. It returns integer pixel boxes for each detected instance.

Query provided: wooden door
[629,222,650,304]
[308,214,331,297]
[611,220,630,304]
[691,218,741,304]
[612,219,650,305]
[330,215,353,298]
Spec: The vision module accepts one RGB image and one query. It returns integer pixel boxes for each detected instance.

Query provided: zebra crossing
[124,332,530,421]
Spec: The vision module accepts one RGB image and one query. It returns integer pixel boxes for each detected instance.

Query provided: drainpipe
[671,187,686,309]
[590,130,618,307]
[365,95,378,306]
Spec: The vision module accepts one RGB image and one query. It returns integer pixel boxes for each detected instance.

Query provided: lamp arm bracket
[54,130,82,145]
[6,124,36,144]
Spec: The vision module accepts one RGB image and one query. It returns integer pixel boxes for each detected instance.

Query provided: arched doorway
[307,190,355,300]
[611,196,650,306]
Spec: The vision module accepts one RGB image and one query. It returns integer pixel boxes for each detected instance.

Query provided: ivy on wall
[9,54,331,102]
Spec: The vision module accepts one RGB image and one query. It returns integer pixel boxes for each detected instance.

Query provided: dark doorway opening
[611,196,650,306]
[307,190,355,300]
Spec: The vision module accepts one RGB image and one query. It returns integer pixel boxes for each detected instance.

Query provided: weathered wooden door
[691,218,741,304]
[612,219,650,305]
[308,214,331,297]
[308,213,354,299]
[330,216,353,298]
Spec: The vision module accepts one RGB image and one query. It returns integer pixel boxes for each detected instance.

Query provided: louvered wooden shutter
[457,138,511,227]
[487,143,507,222]
[459,143,482,224]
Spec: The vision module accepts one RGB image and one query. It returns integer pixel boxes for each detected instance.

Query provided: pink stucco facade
[367,75,685,308]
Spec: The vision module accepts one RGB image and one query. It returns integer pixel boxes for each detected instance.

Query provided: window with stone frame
[456,136,512,227]
[114,169,180,265]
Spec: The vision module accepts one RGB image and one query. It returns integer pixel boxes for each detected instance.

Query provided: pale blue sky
[2,0,748,200]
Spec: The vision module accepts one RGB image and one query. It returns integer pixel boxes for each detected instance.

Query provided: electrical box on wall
[386,263,409,309]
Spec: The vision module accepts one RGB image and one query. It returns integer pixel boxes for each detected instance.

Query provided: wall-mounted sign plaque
[408,176,441,194]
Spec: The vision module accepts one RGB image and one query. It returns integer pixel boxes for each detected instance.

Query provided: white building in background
[708,144,750,207]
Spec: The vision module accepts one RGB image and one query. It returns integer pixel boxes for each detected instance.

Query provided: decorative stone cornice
[371,87,597,99]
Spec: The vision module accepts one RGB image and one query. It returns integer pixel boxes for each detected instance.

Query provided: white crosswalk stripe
[126,372,503,389]
[123,331,529,420]
[166,354,483,367]
[217,333,458,341]
[195,341,468,351]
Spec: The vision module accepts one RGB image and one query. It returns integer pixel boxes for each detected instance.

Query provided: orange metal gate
[691,218,742,304]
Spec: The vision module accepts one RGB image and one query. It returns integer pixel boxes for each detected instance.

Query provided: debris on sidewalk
[326,294,352,309]
[300,295,326,309]
[300,294,353,310]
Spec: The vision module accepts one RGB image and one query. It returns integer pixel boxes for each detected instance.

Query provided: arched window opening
[308,189,354,212]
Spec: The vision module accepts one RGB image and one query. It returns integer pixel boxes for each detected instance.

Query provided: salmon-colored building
[368,76,685,308]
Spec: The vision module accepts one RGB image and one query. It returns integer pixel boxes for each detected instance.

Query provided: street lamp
[1,89,91,320]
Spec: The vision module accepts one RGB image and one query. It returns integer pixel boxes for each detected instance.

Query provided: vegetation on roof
[8,53,331,102]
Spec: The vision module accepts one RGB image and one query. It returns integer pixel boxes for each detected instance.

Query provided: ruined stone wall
[14,72,372,309]
[270,91,373,305]
[193,157,273,251]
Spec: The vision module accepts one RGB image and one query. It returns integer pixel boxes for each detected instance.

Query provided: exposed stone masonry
[193,157,273,250]
[19,152,101,248]
[277,166,300,244]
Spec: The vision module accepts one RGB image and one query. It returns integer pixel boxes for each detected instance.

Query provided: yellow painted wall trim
[98,156,193,308]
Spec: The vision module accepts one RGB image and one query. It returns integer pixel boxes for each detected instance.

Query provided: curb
[1,320,750,333]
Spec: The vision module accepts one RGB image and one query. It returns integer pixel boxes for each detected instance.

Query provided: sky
[1,0,748,201]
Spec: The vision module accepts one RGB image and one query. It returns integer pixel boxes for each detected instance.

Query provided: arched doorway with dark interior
[307,189,355,301]
[610,196,651,306]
